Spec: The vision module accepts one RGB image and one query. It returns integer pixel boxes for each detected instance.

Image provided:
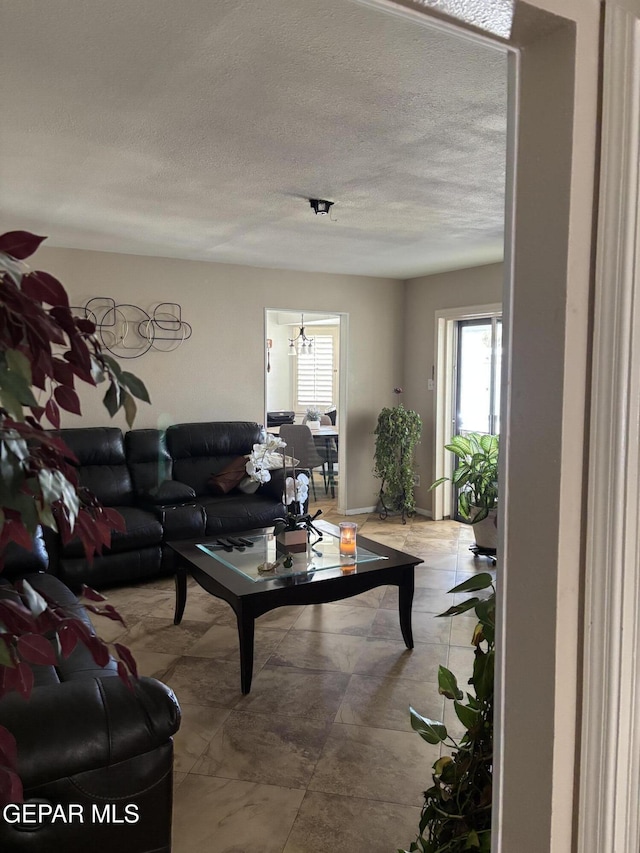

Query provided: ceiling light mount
[309,198,334,216]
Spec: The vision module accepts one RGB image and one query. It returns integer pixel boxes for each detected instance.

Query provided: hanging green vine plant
[374,390,422,523]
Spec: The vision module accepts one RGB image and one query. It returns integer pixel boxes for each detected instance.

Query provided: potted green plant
[0,230,149,803]
[373,388,422,524]
[429,433,498,551]
[400,572,495,853]
[304,406,321,430]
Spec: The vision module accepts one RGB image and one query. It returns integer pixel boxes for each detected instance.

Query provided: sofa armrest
[0,676,181,789]
[155,503,206,539]
[139,479,196,506]
[0,528,50,582]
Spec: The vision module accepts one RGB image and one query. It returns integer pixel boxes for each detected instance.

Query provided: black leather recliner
[0,572,180,853]
[124,428,206,573]
[40,421,289,590]
[165,421,287,536]
[47,427,165,590]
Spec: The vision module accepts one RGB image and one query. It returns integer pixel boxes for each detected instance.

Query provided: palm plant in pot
[0,230,149,803]
[429,433,499,553]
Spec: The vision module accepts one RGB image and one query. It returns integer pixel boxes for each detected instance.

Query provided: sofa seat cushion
[60,506,163,558]
[201,493,285,534]
[60,546,164,591]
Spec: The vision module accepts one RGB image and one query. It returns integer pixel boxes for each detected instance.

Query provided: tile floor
[96,499,494,853]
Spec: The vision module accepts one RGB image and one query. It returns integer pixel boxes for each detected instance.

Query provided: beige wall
[403,262,504,512]
[265,317,293,412]
[33,245,404,510]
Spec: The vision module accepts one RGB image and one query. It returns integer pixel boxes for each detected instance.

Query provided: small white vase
[307,420,320,431]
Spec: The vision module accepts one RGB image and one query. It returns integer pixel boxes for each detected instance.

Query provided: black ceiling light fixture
[288,314,313,357]
[309,198,334,216]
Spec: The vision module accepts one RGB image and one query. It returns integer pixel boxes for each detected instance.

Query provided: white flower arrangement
[284,472,309,514]
[247,434,322,541]
[245,434,286,484]
[275,469,322,539]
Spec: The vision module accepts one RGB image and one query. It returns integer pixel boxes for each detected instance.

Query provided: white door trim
[579,4,640,851]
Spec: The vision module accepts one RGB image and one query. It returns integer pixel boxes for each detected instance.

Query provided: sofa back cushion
[125,428,173,497]
[166,421,264,496]
[54,427,134,507]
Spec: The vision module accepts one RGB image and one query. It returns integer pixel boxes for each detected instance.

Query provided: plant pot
[469,507,498,550]
[276,528,308,553]
[307,420,320,431]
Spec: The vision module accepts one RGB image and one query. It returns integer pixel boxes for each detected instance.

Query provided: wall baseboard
[414,507,433,518]
[340,505,434,519]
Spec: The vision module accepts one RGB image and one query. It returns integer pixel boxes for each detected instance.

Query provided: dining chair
[279,424,325,500]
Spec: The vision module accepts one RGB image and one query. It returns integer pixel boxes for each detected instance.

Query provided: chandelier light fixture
[288,314,314,356]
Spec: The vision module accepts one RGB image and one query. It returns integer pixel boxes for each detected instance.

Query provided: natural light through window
[294,329,337,412]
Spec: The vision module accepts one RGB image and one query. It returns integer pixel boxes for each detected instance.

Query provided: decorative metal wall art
[72,298,192,359]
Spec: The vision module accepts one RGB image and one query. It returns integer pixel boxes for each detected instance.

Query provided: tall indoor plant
[429,432,498,551]
[374,388,422,523]
[0,230,149,803]
[400,572,495,853]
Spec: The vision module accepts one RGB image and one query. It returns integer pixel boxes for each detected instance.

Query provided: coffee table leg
[174,563,187,625]
[398,568,415,649]
[235,605,256,694]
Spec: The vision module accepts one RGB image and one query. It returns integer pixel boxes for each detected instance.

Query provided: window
[293,327,338,414]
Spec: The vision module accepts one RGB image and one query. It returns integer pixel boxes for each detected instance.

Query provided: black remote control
[237,537,254,547]
[215,539,233,551]
[225,537,246,548]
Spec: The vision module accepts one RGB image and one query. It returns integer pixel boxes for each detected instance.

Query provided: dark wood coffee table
[169,520,422,693]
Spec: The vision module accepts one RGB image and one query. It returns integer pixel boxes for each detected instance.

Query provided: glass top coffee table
[169,520,423,693]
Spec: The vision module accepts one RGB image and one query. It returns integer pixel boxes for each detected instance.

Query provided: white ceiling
[0,0,508,279]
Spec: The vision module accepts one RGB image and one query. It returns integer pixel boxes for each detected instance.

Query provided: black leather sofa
[46,421,287,591]
[0,570,181,853]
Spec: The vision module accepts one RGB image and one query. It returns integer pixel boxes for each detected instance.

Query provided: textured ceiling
[0,0,508,279]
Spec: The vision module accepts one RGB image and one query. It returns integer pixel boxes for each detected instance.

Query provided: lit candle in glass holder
[339,522,357,556]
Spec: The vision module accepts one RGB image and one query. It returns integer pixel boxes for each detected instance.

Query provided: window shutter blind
[296,334,335,408]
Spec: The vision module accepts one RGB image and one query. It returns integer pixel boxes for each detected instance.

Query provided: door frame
[264,308,349,514]
[433,303,502,521]
[347,1,635,851]
[579,4,640,851]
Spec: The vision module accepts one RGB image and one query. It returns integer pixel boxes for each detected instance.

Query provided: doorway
[264,309,346,508]
[433,303,502,521]
[452,315,502,519]
[455,316,502,438]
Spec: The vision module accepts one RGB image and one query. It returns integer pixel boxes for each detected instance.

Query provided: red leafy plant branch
[0,231,150,805]
[0,230,150,564]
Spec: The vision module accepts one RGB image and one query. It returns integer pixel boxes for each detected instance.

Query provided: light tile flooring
[96,499,494,853]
